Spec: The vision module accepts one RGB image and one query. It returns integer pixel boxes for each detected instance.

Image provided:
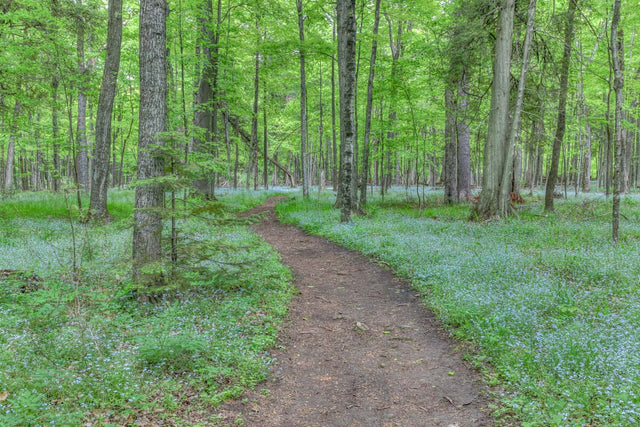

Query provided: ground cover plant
[277,188,640,426]
[0,189,293,426]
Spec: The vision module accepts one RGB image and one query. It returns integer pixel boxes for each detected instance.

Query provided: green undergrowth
[0,189,294,426]
[276,188,640,426]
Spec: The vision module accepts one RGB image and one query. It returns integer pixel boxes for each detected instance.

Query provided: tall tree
[75,0,90,190]
[249,21,260,190]
[3,100,20,193]
[499,0,537,210]
[89,0,123,221]
[544,0,578,211]
[359,0,382,207]
[444,87,457,204]
[193,0,220,199]
[611,0,623,241]
[297,0,310,197]
[337,0,356,222]
[132,0,168,288]
[473,0,515,219]
[456,70,471,200]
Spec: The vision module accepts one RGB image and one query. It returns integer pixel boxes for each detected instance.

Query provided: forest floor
[219,197,492,426]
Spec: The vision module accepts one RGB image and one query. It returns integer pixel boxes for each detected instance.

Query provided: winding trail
[222,197,492,426]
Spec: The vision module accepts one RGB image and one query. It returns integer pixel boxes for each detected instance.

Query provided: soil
[220,197,493,426]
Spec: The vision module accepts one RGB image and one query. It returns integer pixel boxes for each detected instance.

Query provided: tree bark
[544,0,578,211]
[577,37,601,193]
[76,2,89,190]
[331,14,338,189]
[611,0,623,241]
[52,73,61,192]
[337,0,356,222]
[444,87,457,204]
[473,0,515,220]
[3,101,20,193]
[499,0,536,212]
[297,0,310,197]
[359,0,381,208]
[89,0,123,221]
[456,71,471,200]
[250,23,260,191]
[133,0,167,288]
[263,83,268,189]
[193,0,221,198]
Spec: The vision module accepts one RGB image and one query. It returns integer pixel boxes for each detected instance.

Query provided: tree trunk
[359,0,381,208]
[473,0,515,220]
[297,0,310,197]
[337,0,356,222]
[444,87,457,204]
[52,73,61,192]
[499,0,536,212]
[456,71,471,200]
[76,4,89,190]
[331,14,338,189]
[133,0,168,288]
[193,0,221,198]
[89,0,123,221]
[544,0,578,211]
[250,23,260,191]
[384,16,402,194]
[577,39,598,193]
[611,0,623,241]
[263,84,268,189]
[3,101,19,193]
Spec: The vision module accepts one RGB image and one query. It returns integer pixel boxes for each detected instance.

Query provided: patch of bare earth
[220,197,493,426]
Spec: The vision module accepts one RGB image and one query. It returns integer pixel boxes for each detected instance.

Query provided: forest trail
[221,197,492,426]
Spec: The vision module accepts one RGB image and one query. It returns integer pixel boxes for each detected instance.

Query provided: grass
[0,189,294,426]
[276,188,640,426]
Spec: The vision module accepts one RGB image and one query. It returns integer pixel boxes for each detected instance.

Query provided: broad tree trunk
[90,0,123,221]
[544,0,578,211]
[194,1,214,197]
[337,0,357,222]
[473,0,515,219]
[499,0,536,211]
[133,0,168,288]
[359,0,381,208]
[193,0,221,198]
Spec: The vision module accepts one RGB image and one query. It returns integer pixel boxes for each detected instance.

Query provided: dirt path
[221,197,492,426]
